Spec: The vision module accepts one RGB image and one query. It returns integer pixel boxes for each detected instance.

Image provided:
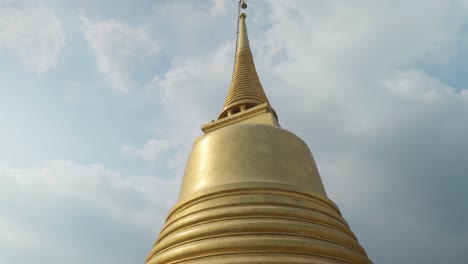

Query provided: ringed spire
[218,11,274,119]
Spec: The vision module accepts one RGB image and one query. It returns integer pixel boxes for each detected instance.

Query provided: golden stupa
[146,5,372,264]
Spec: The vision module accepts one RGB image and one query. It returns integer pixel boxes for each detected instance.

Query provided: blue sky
[1,0,468,263]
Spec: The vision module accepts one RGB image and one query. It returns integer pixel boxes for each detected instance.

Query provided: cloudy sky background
[1,0,468,263]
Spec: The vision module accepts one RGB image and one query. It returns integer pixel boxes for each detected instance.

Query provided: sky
[1,0,468,263]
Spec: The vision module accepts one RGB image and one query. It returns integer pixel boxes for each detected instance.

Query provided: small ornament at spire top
[240,0,248,9]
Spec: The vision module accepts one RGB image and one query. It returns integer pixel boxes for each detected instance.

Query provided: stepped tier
[146,124,372,264]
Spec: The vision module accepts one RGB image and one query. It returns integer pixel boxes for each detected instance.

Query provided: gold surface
[146,182,372,263]
[202,103,278,134]
[218,13,271,119]
[146,124,372,263]
[179,123,327,201]
[146,9,372,264]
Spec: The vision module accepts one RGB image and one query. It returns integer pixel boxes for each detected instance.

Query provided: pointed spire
[237,13,251,53]
[218,12,273,119]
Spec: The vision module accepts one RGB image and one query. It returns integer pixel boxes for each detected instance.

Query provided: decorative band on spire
[218,12,272,119]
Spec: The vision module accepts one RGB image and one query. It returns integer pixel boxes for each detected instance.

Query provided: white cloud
[0,216,45,250]
[122,138,174,163]
[3,160,180,227]
[210,0,229,17]
[0,160,182,263]
[123,43,233,167]
[155,43,232,125]
[384,69,455,101]
[0,8,65,74]
[82,17,159,93]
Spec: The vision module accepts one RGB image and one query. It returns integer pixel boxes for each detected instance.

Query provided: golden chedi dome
[146,8,372,264]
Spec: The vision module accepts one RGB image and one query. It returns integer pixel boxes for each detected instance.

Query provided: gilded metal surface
[146,182,372,263]
[219,13,270,119]
[179,124,327,200]
[202,103,279,133]
[146,9,372,264]
[146,124,372,263]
